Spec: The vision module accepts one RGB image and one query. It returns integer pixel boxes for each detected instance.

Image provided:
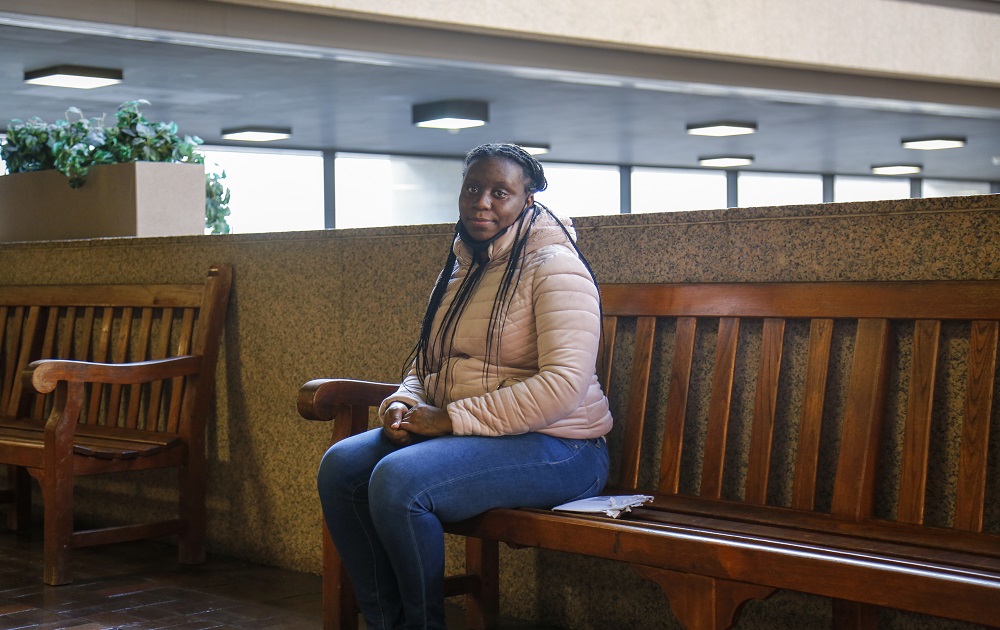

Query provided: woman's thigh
[318,427,397,496]
[369,433,609,523]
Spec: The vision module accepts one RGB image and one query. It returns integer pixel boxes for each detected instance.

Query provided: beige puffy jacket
[379,208,613,439]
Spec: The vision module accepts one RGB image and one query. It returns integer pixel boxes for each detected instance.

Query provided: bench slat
[1,307,20,417]
[701,317,739,499]
[125,308,154,429]
[600,281,1000,319]
[32,307,59,419]
[146,307,174,431]
[0,307,8,414]
[0,284,204,308]
[85,307,115,427]
[791,318,833,511]
[0,420,181,460]
[898,320,941,525]
[746,317,785,505]
[597,316,616,391]
[954,320,998,533]
[832,319,892,520]
[106,307,134,428]
[619,316,656,490]
[659,316,696,494]
[167,308,195,433]
[9,306,41,420]
[632,493,1000,562]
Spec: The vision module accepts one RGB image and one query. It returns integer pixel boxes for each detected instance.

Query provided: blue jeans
[317,428,609,630]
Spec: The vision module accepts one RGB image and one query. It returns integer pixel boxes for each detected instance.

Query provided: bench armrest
[26,356,203,394]
[297,378,398,421]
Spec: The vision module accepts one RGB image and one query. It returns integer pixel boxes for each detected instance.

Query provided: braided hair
[403,143,599,403]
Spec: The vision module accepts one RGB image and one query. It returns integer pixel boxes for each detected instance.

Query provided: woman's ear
[525,193,535,208]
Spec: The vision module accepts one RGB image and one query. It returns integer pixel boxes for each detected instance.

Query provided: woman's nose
[472,193,490,209]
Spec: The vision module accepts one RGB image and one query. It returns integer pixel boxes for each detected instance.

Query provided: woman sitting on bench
[317,142,614,629]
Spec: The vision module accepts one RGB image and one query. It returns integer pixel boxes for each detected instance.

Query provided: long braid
[402,235,457,394]
[481,204,541,388]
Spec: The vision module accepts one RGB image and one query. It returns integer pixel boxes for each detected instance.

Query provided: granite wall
[1,194,997,629]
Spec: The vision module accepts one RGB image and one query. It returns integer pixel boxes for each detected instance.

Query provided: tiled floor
[0,529,550,629]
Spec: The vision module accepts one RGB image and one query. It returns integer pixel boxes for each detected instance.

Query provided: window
[201,147,324,234]
[334,153,462,229]
[534,163,620,216]
[738,172,823,207]
[922,179,991,198]
[834,175,910,202]
[632,167,727,213]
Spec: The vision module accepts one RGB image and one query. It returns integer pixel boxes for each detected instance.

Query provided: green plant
[2,100,231,234]
[205,170,232,235]
[2,116,57,174]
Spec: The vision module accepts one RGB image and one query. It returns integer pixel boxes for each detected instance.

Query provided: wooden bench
[298,280,1000,629]
[0,263,232,585]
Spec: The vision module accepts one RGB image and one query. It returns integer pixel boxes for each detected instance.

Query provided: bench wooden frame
[0,264,232,585]
[299,280,1000,629]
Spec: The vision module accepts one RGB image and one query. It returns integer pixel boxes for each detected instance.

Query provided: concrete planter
[0,161,205,242]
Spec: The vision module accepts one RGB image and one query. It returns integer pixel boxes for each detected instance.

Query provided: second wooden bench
[0,264,232,585]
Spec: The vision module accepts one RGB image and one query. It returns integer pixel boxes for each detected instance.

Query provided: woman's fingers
[400,403,453,436]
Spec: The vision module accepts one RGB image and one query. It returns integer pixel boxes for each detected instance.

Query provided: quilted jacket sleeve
[378,367,426,417]
[447,250,601,436]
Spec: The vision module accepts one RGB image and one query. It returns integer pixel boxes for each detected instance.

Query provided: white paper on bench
[551,495,654,519]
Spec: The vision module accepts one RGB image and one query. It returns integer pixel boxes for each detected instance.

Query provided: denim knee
[367,456,428,525]
[316,445,340,499]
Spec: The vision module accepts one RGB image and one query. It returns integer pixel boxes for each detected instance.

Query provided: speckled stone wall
[1,194,997,629]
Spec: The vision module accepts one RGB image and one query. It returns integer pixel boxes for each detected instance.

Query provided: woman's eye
[494,190,508,198]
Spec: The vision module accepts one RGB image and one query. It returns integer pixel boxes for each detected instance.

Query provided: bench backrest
[0,265,232,438]
[599,281,999,539]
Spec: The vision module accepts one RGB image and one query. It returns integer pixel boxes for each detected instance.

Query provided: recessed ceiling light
[517,143,550,156]
[699,155,754,168]
[412,100,488,130]
[871,164,922,175]
[902,137,966,150]
[24,64,122,89]
[221,127,292,142]
[687,122,757,137]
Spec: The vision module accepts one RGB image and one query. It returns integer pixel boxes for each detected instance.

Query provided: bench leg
[634,566,775,630]
[323,522,359,630]
[37,467,74,585]
[178,454,207,564]
[832,600,878,630]
[464,537,499,630]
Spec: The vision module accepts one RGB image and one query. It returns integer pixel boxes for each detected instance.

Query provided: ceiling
[1,6,999,182]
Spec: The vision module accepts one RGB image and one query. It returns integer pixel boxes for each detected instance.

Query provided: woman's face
[459,157,534,242]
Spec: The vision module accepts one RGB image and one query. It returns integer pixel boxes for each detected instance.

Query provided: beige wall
[215,0,1000,87]
[1,194,997,628]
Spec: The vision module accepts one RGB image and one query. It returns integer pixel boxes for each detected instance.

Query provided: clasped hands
[382,402,453,446]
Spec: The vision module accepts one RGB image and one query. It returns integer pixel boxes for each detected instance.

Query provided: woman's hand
[382,402,416,447]
[395,403,454,437]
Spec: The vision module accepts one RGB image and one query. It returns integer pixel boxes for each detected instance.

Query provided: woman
[317,143,613,629]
